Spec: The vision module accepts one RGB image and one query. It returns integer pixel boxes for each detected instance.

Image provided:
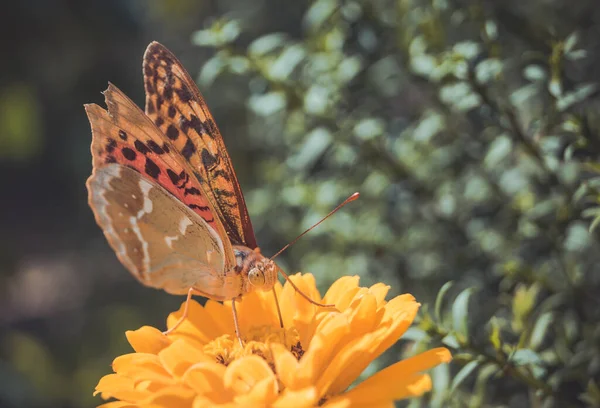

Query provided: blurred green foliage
[191,0,600,406]
[0,83,42,162]
[2,0,600,407]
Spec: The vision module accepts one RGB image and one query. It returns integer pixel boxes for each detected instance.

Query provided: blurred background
[2,0,600,407]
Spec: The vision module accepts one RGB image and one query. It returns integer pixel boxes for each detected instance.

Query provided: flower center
[203,325,302,366]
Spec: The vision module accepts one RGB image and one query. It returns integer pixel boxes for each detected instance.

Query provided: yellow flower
[95,274,451,407]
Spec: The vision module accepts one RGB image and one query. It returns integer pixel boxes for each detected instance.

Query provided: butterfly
[85,41,342,342]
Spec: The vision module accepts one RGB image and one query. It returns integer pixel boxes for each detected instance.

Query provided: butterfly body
[86,42,278,304]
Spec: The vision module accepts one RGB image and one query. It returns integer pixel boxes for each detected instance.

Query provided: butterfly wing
[85,84,236,265]
[85,82,242,298]
[143,42,258,249]
[88,164,242,299]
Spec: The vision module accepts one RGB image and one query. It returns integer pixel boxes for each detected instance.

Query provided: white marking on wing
[89,167,138,276]
[179,217,193,234]
[165,235,178,248]
[130,216,150,278]
[138,179,153,217]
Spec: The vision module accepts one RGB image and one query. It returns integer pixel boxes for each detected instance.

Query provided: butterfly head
[235,246,278,294]
[247,258,278,291]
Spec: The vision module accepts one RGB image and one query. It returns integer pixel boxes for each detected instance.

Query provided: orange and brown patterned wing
[87,163,244,299]
[85,83,236,271]
[142,42,257,249]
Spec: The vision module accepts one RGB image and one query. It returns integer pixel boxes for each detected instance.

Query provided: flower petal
[331,348,451,404]
[94,373,150,401]
[325,296,421,394]
[280,274,321,346]
[271,342,300,389]
[183,362,229,403]
[323,276,360,304]
[296,313,350,389]
[329,373,432,405]
[272,387,319,408]
[139,385,196,407]
[204,300,235,335]
[112,353,173,385]
[97,401,139,408]
[167,300,221,344]
[367,283,390,307]
[224,355,277,400]
[236,286,280,331]
[126,326,172,354]
[158,339,213,379]
[323,276,361,308]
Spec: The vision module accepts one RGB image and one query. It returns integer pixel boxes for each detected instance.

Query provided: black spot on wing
[145,158,161,179]
[175,87,193,104]
[184,187,201,196]
[122,147,136,161]
[163,83,173,101]
[182,139,197,160]
[167,169,180,185]
[213,188,234,197]
[213,169,231,181]
[167,105,176,118]
[155,116,164,127]
[134,140,150,155]
[166,124,179,140]
[118,130,128,140]
[201,149,218,170]
[145,77,155,93]
[204,119,218,139]
[106,139,117,153]
[155,96,164,112]
[189,204,210,211]
[146,140,164,154]
[188,115,206,135]
[144,64,153,78]
[105,156,117,164]
[146,102,155,115]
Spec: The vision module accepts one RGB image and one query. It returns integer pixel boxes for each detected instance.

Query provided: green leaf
[434,281,454,324]
[489,317,502,351]
[431,363,450,408]
[529,312,553,350]
[452,287,475,338]
[442,334,460,349]
[303,0,338,32]
[451,360,480,392]
[510,348,543,367]
[473,363,500,405]
[248,33,289,56]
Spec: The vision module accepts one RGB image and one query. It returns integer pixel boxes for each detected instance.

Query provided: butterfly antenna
[269,192,359,310]
[270,192,359,261]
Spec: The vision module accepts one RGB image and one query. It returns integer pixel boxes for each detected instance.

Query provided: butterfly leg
[163,287,198,335]
[271,287,287,346]
[231,298,244,347]
[271,287,285,329]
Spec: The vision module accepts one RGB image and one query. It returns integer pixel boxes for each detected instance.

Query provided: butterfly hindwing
[88,164,245,299]
[143,42,257,249]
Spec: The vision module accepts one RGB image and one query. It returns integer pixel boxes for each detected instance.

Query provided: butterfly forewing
[85,85,236,269]
[143,42,257,248]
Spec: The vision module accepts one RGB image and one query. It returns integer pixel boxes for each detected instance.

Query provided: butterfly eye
[248,267,266,288]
